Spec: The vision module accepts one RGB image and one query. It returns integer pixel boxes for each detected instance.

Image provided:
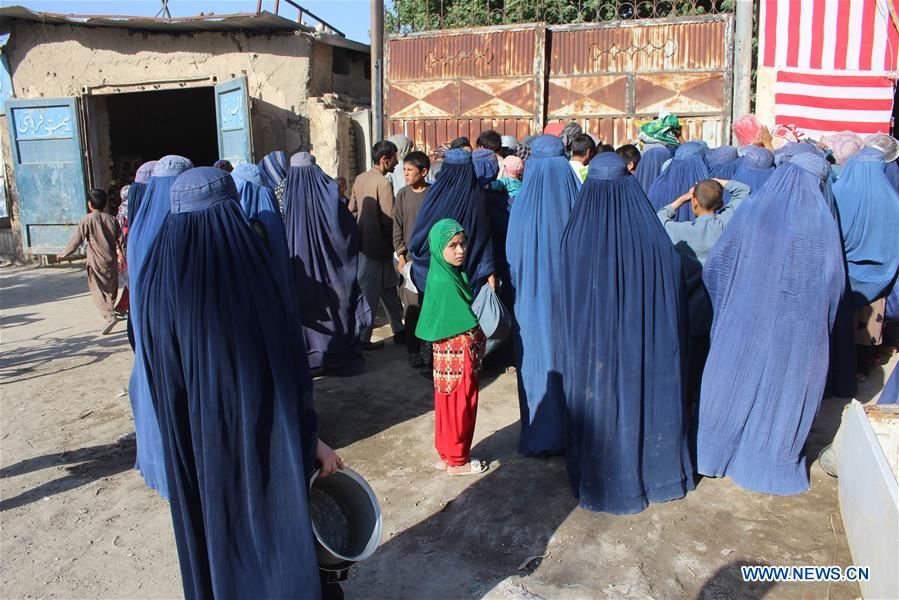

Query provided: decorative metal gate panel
[386,14,733,152]
[385,25,545,155]
[547,17,733,147]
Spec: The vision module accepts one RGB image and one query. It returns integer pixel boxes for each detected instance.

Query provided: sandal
[447,458,488,477]
[433,460,448,470]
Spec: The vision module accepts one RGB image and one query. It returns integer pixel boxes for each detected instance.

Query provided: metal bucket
[309,467,382,572]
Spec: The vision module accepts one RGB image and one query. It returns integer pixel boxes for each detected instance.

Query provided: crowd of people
[56,111,899,598]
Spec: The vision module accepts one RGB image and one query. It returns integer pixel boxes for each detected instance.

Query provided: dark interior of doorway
[107,87,217,184]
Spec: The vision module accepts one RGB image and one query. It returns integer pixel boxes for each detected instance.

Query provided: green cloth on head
[639,112,681,146]
[415,218,479,342]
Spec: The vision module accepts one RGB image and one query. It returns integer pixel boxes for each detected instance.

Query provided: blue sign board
[215,76,253,165]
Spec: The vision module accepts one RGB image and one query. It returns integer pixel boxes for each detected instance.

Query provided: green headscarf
[638,111,681,146]
[415,218,479,342]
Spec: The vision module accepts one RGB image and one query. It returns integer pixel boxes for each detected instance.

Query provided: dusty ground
[1,263,895,599]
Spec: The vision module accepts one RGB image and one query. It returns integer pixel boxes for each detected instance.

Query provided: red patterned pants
[432,327,486,466]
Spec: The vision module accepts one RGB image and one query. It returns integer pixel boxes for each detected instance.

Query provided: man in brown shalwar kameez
[57,189,125,334]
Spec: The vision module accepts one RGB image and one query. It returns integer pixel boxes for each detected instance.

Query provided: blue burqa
[258,150,288,190]
[647,141,710,221]
[879,367,899,404]
[126,154,193,500]
[472,148,509,277]
[731,146,775,194]
[827,149,899,398]
[557,153,693,514]
[773,141,823,167]
[506,136,580,457]
[473,148,514,364]
[127,160,157,225]
[884,159,899,193]
[888,284,899,321]
[633,144,672,192]
[283,152,369,374]
[135,167,321,600]
[775,142,838,216]
[231,163,292,294]
[410,149,496,293]
[707,145,741,179]
[832,147,899,305]
[258,151,289,212]
[698,153,844,495]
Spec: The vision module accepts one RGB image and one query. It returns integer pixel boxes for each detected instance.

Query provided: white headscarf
[387,134,413,193]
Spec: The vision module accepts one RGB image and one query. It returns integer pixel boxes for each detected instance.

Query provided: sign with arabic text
[12,106,73,140]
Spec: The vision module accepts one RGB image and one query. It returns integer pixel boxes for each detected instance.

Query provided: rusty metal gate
[385,14,733,153]
[385,25,546,151]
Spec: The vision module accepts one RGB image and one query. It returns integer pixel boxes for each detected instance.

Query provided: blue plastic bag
[471,283,511,355]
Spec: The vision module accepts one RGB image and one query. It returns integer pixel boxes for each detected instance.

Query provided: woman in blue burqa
[136,167,343,599]
[707,145,741,179]
[829,147,899,389]
[231,163,293,294]
[556,152,694,514]
[632,143,672,192]
[864,133,899,193]
[123,159,157,350]
[647,141,710,221]
[258,150,289,211]
[282,152,370,375]
[697,152,844,495]
[833,147,899,307]
[410,148,496,295]
[126,154,193,500]
[731,145,775,193]
[506,135,580,457]
[126,160,157,225]
[472,147,514,366]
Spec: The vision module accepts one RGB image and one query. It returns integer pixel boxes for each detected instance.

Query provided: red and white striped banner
[774,70,895,138]
[760,0,899,137]
[760,0,898,72]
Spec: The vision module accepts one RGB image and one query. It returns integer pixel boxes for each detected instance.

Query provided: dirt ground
[2,263,895,599]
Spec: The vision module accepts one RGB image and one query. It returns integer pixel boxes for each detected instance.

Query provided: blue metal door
[215,76,253,165]
[5,97,87,254]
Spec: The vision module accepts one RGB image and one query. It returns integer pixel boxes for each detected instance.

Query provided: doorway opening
[98,86,218,187]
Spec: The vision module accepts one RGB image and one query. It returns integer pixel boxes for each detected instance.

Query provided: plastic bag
[732,114,764,147]
[471,283,511,355]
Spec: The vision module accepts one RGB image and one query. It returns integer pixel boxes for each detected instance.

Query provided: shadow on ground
[0,266,88,311]
[349,423,578,599]
[0,329,129,385]
[0,437,135,512]
[697,561,777,599]
[314,334,505,450]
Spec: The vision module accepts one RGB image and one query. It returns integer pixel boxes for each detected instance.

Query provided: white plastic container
[834,400,899,599]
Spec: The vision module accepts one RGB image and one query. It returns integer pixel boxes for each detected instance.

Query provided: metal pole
[732,0,753,122]
[371,0,385,144]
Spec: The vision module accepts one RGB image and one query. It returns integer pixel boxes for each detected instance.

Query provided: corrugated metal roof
[0,5,369,52]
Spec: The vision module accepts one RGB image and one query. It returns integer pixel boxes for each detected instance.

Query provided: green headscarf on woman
[415,218,479,342]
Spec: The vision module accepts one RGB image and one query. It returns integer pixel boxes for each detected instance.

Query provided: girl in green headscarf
[416,218,488,476]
